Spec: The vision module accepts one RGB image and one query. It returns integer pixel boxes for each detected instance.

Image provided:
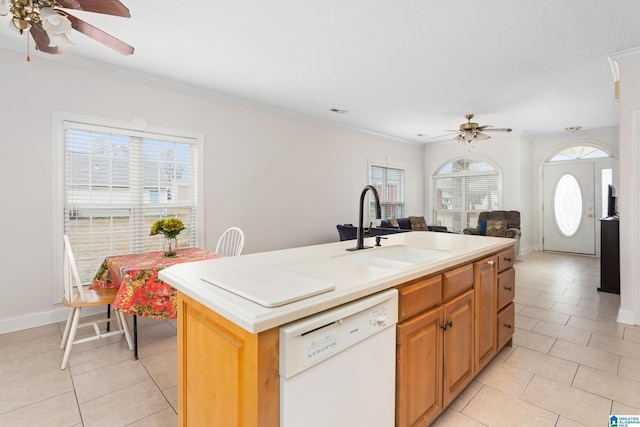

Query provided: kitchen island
[159,231,516,426]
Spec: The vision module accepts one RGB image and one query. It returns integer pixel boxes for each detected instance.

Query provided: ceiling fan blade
[65,13,134,55]
[55,0,131,17]
[429,132,458,140]
[475,132,492,140]
[29,26,61,54]
[481,128,512,132]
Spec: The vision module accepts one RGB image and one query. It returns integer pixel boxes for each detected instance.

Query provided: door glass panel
[553,174,582,236]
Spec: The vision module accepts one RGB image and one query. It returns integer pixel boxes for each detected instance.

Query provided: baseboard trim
[0,306,103,334]
[617,308,637,326]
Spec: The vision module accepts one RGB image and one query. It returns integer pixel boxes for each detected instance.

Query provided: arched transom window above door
[549,145,610,161]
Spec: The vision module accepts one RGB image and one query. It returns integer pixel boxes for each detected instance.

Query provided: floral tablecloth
[90,247,221,319]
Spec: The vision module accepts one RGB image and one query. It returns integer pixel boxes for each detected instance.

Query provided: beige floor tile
[449,380,483,412]
[538,292,582,306]
[519,306,570,325]
[624,326,640,344]
[549,340,620,374]
[515,314,539,331]
[0,332,62,364]
[589,332,640,361]
[73,358,152,403]
[565,316,625,338]
[550,303,600,321]
[619,357,640,382]
[463,385,558,426]
[514,295,555,310]
[556,417,589,427]
[0,347,63,385]
[163,385,178,412]
[521,375,611,427]
[145,355,177,390]
[0,324,60,346]
[612,401,640,415]
[516,288,542,298]
[127,407,177,427]
[432,407,486,427]
[513,328,556,353]
[532,320,592,345]
[475,358,534,396]
[505,346,578,384]
[578,297,620,314]
[68,339,135,376]
[0,391,81,427]
[573,365,640,409]
[80,377,170,426]
[0,369,73,414]
[564,288,600,299]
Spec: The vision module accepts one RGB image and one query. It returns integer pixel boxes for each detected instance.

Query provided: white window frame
[52,112,204,303]
[432,155,502,233]
[369,160,406,221]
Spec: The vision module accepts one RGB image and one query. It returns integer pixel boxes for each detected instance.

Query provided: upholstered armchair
[463,210,521,255]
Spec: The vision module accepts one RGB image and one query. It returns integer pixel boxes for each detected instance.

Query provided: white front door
[543,162,596,254]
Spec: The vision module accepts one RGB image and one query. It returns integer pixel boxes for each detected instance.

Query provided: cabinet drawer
[443,264,473,301]
[397,275,442,322]
[497,247,516,273]
[497,302,515,349]
[497,268,515,310]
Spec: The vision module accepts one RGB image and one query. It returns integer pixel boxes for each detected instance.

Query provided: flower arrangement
[150,218,185,238]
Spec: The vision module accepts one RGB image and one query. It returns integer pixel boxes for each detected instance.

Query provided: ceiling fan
[436,114,512,147]
[0,0,134,57]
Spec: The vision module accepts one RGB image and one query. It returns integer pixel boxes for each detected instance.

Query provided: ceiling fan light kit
[434,113,512,150]
[0,0,133,58]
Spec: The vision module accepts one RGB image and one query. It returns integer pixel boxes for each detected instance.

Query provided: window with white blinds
[433,157,500,233]
[62,121,200,284]
[369,162,405,220]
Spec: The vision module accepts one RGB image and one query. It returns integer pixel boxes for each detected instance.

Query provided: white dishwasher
[279,288,398,427]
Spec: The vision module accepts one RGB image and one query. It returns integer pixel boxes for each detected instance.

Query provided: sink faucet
[347,185,382,251]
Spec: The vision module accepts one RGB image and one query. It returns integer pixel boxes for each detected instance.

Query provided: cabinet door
[497,267,515,311]
[442,289,474,407]
[396,306,444,427]
[497,302,515,349]
[474,256,497,373]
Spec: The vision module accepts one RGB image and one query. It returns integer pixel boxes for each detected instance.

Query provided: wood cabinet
[474,255,497,373]
[396,245,517,426]
[176,293,279,427]
[396,265,475,426]
[496,246,516,349]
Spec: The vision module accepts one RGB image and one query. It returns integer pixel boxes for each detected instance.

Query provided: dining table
[90,247,222,358]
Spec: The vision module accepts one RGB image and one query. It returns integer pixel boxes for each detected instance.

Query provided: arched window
[549,145,609,161]
[433,157,501,233]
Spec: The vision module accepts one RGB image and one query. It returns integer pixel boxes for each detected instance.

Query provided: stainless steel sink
[333,245,450,269]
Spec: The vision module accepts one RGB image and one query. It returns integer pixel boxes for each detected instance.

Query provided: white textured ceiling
[2,1,640,142]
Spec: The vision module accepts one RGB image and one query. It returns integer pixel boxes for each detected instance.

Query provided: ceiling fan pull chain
[26,31,30,62]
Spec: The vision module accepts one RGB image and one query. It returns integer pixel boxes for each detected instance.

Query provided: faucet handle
[375,236,387,247]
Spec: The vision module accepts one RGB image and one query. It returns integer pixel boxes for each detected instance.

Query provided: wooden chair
[215,227,245,256]
[60,235,133,369]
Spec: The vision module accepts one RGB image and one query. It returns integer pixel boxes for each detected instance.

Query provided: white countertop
[159,232,515,333]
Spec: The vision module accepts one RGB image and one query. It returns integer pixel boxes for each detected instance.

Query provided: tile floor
[0,251,639,426]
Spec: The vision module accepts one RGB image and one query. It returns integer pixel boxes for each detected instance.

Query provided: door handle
[588,214,594,218]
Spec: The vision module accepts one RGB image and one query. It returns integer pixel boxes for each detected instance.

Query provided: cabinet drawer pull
[503,323,512,329]
[487,260,494,266]
[504,286,512,291]
[504,257,512,262]
[440,323,448,331]
[446,320,453,328]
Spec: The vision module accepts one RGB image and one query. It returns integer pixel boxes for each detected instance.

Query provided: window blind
[433,159,500,233]
[370,163,405,220]
[63,122,199,283]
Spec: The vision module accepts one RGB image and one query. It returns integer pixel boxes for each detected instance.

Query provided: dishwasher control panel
[279,289,398,379]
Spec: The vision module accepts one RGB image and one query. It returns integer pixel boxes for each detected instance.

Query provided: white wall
[423,133,529,249]
[0,47,425,333]
[617,53,640,325]
[528,129,619,252]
